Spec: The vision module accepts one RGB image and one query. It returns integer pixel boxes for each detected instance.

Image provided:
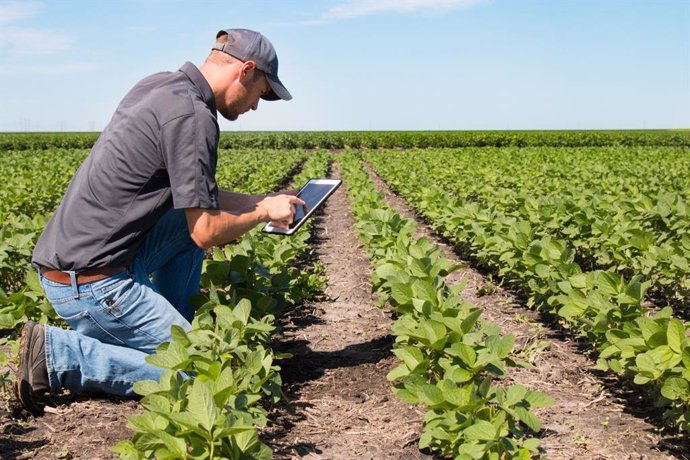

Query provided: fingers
[285,194,306,206]
[260,194,306,228]
[272,218,292,229]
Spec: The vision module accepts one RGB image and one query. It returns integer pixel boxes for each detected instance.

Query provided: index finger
[287,195,306,206]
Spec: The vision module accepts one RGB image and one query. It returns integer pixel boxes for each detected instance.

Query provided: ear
[239,60,257,80]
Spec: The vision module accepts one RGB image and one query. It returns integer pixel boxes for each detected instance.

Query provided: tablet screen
[262,179,342,235]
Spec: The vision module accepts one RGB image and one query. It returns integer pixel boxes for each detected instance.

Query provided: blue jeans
[41,208,203,396]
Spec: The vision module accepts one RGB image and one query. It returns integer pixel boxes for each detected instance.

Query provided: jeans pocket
[94,275,136,318]
[44,291,127,347]
[92,277,170,353]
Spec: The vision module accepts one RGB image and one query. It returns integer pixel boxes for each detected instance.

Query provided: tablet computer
[261,178,342,235]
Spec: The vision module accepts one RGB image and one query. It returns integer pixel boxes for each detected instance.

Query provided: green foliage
[112,301,278,459]
[3,130,687,152]
[114,150,331,458]
[0,143,331,456]
[341,152,551,459]
[366,146,690,433]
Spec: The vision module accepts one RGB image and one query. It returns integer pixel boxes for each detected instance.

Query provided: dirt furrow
[263,162,429,459]
[364,163,688,460]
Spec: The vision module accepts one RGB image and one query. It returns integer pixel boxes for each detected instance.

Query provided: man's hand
[257,194,306,229]
[185,194,306,249]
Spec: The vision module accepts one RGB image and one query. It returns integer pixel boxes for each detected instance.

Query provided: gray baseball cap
[212,28,292,101]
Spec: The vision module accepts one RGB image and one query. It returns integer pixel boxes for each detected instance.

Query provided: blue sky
[0,0,688,131]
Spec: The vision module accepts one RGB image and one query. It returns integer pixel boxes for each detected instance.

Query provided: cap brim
[262,73,292,101]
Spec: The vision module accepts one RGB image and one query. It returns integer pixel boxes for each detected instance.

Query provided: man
[15,28,304,414]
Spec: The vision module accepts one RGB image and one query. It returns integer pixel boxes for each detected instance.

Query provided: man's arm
[218,189,264,213]
[185,194,305,249]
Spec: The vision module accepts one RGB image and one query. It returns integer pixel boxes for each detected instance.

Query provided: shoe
[15,320,50,415]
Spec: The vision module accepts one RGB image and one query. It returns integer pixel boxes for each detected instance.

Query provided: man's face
[219,67,271,121]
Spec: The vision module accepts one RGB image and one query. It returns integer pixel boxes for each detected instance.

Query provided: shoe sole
[15,321,46,415]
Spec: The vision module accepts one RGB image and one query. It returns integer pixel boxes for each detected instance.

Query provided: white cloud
[0,1,74,55]
[0,1,44,25]
[320,0,490,21]
[0,61,100,75]
[0,26,73,53]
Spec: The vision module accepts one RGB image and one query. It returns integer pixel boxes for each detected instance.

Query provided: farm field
[0,130,689,459]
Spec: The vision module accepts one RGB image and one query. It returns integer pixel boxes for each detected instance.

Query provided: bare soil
[0,394,139,459]
[261,162,429,459]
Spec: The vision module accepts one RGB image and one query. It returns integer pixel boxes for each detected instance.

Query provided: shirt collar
[179,61,216,114]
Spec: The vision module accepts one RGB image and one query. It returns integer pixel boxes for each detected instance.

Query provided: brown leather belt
[40,267,126,285]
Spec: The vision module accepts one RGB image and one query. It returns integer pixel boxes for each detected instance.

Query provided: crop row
[0,150,314,428]
[13,144,328,456]
[2,130,689,151]
[114,150,331,459]
[365,151,690,433]
[365,147,690,310]
[339,152,553,459]
[0,149,306,297]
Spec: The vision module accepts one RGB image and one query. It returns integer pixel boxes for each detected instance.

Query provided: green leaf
[558,302,584,319]
[146,341,190,370]
[187,379,217,432]
[390,280,414,305]
[386,364,410,381]
[505,384,527,406]
[234,427,260,452]
[524,390,554,409]
[375,262,402,281]
[411,279,437,303]
[393,388,419,404]
[420,319,447,349]
[127,412,168,434]
[522,437,541,452]
[660,377,690,401]
[418,430,433,449]
[598,271,621,296]
[514,406,542,432]
[132,380,161,397]
[666,319,686,354]
[637,317,661,344]
[213,424,257,439]
[153,431,187,457]
[233,299,252,325]
[457,442,487,459]
[495,335,515,359]
[170,324,191,347]
[648,345,681,371]
[569,273,587,289]
[418,384,445,407]
[635,352,657,375]
[109,440,140,459]
[464,420,498,441]
[460,309,482,334]
[448,342,476,366]
[438,379,472,406]
[244,350,264,374]
[633,373,651,385]
[393,346,425,372]
[445,366,473,383]
[168,412,207,434]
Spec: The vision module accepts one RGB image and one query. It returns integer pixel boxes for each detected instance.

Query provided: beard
[218,106,239,121]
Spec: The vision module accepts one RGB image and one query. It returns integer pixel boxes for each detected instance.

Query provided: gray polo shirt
[32,62,220,271]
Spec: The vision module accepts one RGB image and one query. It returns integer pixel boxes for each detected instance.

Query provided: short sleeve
[159,112,219,210]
